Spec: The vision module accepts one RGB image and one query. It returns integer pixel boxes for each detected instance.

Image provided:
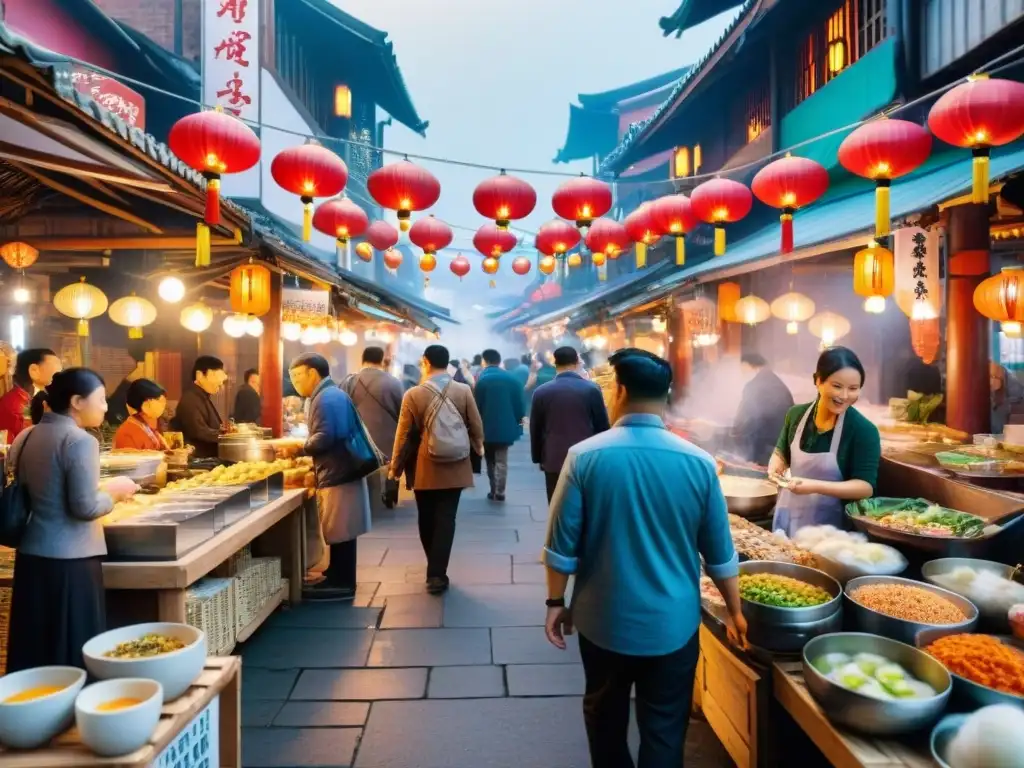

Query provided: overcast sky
[335,0,737,248]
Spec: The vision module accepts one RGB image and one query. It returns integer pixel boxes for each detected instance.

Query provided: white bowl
[82,623,206,702]
[0,666,86,748]
[75,678,162,757]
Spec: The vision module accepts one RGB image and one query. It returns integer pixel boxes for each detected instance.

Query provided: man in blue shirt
[542,348,746,768]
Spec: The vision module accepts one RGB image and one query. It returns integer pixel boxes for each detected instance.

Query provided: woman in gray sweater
[7,368,138,671]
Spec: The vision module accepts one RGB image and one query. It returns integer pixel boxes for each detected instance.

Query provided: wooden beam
[9,161,163,234]
[19,236,241,251]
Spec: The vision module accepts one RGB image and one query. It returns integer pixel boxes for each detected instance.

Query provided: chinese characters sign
[202,0,259,121]
[71,67,146,129]
[894,226,940,319]
[283,288,331,322]
[154,696,220,768]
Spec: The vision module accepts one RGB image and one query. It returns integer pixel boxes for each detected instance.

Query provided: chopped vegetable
[847,498,986,538]
[738,573,831,608]
[104,633,187,659]
[925,634,1024,697]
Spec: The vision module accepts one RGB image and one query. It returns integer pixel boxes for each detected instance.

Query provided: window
[334,85,352,118]
[693,145,702,174]
[672,147,690,179]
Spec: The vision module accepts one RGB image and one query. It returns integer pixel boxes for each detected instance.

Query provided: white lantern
[246,317,264,337]
[158,276,186,303]
[300,326,320,346]
[282,321,302,341]
[339,329,358,346]
[223,314,247,338]
[180,301,213,333]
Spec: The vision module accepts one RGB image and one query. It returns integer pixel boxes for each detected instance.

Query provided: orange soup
[4,685,65,703]
[96,697,143,712]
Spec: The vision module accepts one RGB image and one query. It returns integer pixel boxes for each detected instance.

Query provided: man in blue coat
[474,349,526,501]
[531,346,611,502]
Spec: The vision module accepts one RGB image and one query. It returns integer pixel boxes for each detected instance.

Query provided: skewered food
[848,583,967,625]
[739,573,831,608]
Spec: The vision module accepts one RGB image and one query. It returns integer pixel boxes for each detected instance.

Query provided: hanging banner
[894,226,940,318]
[282,288,331,317]
[202,0,260,121]
[71,68,146,129]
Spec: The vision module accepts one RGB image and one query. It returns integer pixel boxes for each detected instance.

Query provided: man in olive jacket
[474,349,526,501]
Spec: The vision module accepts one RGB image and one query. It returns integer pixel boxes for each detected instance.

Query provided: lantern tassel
[195,222,211,268]
[205,176,221,226]
[636,242,647,270]
[675,237,686,267]
[77,319,89,337]
[874,180,891,239]
[302,200,313,242]
[129,327,143,340]
[780,211,794,254]
[972,149,990,205]
[714,226,726,257]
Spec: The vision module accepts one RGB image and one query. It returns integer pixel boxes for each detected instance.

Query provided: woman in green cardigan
[768,346,881,536]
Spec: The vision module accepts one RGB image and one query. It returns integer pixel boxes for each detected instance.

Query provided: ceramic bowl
[0,666,86,748]
[82,623,206,702]
[75,678,162,757]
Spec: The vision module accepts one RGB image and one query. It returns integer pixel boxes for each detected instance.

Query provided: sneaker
[303,583,356,602]
[426,576,450,595]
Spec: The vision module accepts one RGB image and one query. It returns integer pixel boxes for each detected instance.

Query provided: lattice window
[672,147,690,179]
[859,0,888,58]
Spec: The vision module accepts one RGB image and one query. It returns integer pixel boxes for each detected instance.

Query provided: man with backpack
[390,345,484,594]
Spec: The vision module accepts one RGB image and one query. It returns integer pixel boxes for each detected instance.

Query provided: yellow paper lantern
[53,277,108,337]
[808,311,851,348]
[769,291,816,332]
[180,301,214,333]
[717,282,741,323]
[592,251,607,267]
[109,294,158,339]
[567,253,583,268]
[0,242,38,270]
[853,243,895,313]
[733,295,770,325]
[229,261,272,317]
[538,255,557,275]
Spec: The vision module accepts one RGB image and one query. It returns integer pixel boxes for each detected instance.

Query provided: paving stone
[443,584,546,627]
[241,668,299,700]
[512,562,545,584]
[428,665,505,699]
[356,565,415,583]
[507,664,585,696]
[367,628,492,667]
[241,699,282,727]
[267,605,381,630]
[378,594,444,629]
[491,626,579,665]
[242,727,360,767]
[273,701,370,727]
[406,556,512,585]
[352,582,379,607]
[374,580,429,597]
[379,547,428,566]
[291,668,428,701]
[241,629,374,669]
[512,550,542,564]
[357,545,387,566]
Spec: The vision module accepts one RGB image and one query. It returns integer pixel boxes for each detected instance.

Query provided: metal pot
[844,575,979,645]
[921,557,1024,630]
[719,474,777,518]
[738,560,842,627]
[218,435,276,463]
[916,626,1024,710]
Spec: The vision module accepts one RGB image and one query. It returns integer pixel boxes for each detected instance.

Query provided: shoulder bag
[0,428,37,547]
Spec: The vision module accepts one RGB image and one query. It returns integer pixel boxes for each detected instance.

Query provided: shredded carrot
[925,634,1024,696]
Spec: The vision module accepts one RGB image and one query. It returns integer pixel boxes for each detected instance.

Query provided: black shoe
[426,576,449,595]
[303,583,356,602]
[495,494,505,502]
[487,492,496,501]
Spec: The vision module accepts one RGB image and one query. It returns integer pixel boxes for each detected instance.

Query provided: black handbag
[0,428,36,547]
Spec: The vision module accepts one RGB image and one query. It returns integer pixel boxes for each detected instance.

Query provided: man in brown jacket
[391,344,484,594]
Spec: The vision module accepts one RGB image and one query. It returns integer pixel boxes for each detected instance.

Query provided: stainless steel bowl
[802,632,952,736]
[845,575,979,645]
[719,475,777,519]
[921,557,1024,629]
[738,560,842,627]
[929,713,966,768]
[746,608,843,653]
[915,626,1024,709]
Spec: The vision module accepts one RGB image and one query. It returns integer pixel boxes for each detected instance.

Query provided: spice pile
[728,515,817,567]
[848,583,967,625]
[739,573,832,608]
[925,634,1024,697]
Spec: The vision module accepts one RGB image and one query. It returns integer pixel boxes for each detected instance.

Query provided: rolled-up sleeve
[542,451,584,574]
[699,462,739,580]
[64,436,114,521]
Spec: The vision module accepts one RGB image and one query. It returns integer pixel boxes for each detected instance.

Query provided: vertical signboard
[202,0,260,121]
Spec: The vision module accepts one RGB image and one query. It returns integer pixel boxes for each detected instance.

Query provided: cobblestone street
[240,441,733,767]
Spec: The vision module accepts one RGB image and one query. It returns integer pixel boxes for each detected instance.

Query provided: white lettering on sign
[202,0,260,121]
[153,696,220,768]
[283,288,332,317]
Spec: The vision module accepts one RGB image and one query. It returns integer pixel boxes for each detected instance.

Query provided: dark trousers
[484,443,510,496]
[578,631,700,768]
[470,451,482,474]
[414,488,462,578]
[323,539,357,590]
[545,471,561,503]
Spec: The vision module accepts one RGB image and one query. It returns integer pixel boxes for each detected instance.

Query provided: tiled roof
[660,0,745,38]
[577,65,694,109]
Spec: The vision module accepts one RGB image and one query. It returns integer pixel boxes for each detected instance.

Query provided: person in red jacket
[0,348,62,444]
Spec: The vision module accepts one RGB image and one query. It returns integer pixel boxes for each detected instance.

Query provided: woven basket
[185,578,236,655]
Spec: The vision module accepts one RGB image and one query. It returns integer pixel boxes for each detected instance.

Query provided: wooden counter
[103,489,306,623]
[0,656,241,768]
[772,661,933,768]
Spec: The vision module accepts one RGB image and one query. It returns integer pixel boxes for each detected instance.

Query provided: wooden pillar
[946,204,991,436]
[669,307,692,404]
[260,271,284,437]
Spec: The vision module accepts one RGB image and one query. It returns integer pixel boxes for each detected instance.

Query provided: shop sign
[202,0,260,121]
[153,695,220,768]
[893,226,940,319]
[71,67,146,129]
[282,288,331,317]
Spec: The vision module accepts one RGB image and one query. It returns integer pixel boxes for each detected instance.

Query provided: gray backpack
[422,380,471,462]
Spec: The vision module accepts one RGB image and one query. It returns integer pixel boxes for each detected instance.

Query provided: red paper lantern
[450,253,471,280]
[838,119,931,239]
[366,220,400,252]
[420,253,437,273]
[408,215,453,257]
[535,219,581,256]
[690,178,753,256]
[383,249,403,270]
[473,224,517,258]
[482,257,500,275]
[552,175,612,228]
[928,76,1024,204]
[623,203,662,269]
[751,155,829,254]
[312,197,369,246]
[649,194,698,266]
[511,256,532,276]
[585,218,631,261]
[531,282,562,303]
[367,159,441,231]
[271,142,348,242]
[473,171,537,229]
[911,316,940,365]
[538,255,557,275]
[168,108,260,227]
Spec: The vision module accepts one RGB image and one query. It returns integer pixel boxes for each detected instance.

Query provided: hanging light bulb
[1003,321,1023,337]
[339,328,358,346]
[158,276,186,303]
[180,302,213,333]
[786,321,799,335]
[13,286,30,304]
[246,316,264,337]
[300,326,320,345]
[315,325,332,344]
[282,321,302,341]
[863,296,887,314]
[223,314,247,338]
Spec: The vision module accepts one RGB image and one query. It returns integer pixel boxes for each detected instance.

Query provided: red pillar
[669,307,692,404]
[946,204,991,436]
[259,271,284,437]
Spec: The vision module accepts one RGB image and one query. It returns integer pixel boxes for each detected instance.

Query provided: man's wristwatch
[545,597,565,608]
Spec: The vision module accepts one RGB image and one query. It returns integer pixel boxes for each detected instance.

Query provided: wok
[719,474,777,518]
